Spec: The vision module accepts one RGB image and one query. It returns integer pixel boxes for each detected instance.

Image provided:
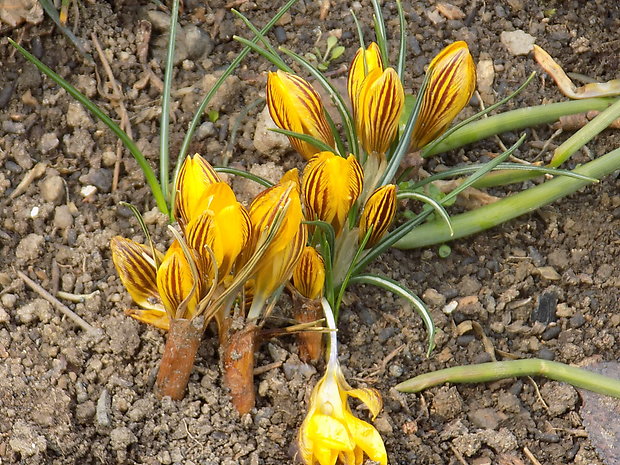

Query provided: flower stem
[395,359,620,398]
[422,97,617,157]
[222,322,258,414]
[395,146,620,249]
[155,318,203,400]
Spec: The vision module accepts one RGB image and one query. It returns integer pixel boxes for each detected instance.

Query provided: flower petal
[346,387,383,420]
[156,241,201,319]
[355,67,404,155]
[292,246,325,300]
[409,41,476,150]
[110,236,163,312]
[125,308,169,330]
[174,153,220,227]
[302,152,363,235]
[343,410,388,465]
[358,184,397,248]
[267,70,335,159]
[348,42,383,115]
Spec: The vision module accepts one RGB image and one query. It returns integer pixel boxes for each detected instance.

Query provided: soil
[1,1,619,464]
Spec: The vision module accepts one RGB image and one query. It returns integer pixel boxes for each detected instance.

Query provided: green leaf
[207,110,220,123]
[331,45,346,60]
[438,244,451,258]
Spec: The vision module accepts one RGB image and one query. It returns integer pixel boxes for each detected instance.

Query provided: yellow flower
[409,41,476,151]
[298,359,387,465]
[348,43,404,156]
[293,246,325,300]
[302,152,363,235]
[247,170,307,311]
[267,70,335,160]
[173,153,220,228]
[359,184,397,248]
[347,42,383,109]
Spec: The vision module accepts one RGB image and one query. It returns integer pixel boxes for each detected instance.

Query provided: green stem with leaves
[395,359,620,398]
[395,146,620,249]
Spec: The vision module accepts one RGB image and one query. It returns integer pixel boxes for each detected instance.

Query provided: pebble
[128,398,154,422]
[75,401,96,424]
[569,313,586,329]
[183,24,214,60]
[9,420,47,457]
[2,120,25,134]
[452,433,481,457]
[432,387,463,419]
[253,106,290,156]
[109,426,137,450]
[1,293,16,309]
[274,26,287,44]
[147,10,171,30]
[40,175,65,203]
[540,382,577,416]
[16,298,52,325]
[80,168,112,193]
[195,121,216,140]
[541,325,561,341]
[537,347,555,360]
[531,292,557,324]
[96,388,112,427]
[0,307,10,323]
[39,132,59,154]
[53,205,73,229]
[16,233,44,262]
[480,428,518,453]
[66,102,92,128]
[500,30,536,56]
[422,288,446,307]
[468,408,502,430]
[476,59,495,104]
[63,128,95,158]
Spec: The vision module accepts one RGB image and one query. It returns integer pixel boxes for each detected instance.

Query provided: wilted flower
[267,70,335,159]
[409,41,476,151]
[302,152,363,235]
[298,351,387,465]
[359,184,397,248]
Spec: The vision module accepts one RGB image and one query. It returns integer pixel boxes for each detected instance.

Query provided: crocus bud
[302,152,363,235]
[348,42,383,109]
[266,70,335,160]
[293,246,325,300]
[359,184,397,248]
[409,41,476,151]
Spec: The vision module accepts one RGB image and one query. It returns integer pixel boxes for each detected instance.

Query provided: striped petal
[124,308,170,331]
[354,67,404,156]
[292,246,325,300]
[302,152,363,235]
[409,41,476,150]
[156,241,201,319]
[348,42,383,116]
[358,184,397,248]
[174,153,220,228]
[110,236,163,312]
[267,70,335,160]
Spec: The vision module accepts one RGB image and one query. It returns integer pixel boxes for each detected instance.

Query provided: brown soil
[1,1,619,464]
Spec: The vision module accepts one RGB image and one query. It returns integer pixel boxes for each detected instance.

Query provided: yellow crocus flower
[293,246,326,300]
[173,153,220,228]
[247,171,307,314]
[298,355,387,465]
[359,184,397,248]
[347,42,383,109]
[409,41,476,151]
[267,70,335,160]
[302,152,363,235]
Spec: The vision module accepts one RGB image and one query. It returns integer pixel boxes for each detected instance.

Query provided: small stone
[452,433,482,457]
[195,122,216,140]
[101,150,116,167]
[66,102,93,128]
[422,288,446,307]
[537,266,561,280]
[432,386,463,419]
[16,234,45,262]
[500,30,536,56]
[9,420,47,457]
[63,128,94,158]
[569,313,586,329]
[128,398,153,422]
[39,133,59,154]
[374,416,393,434]
[541,325,561,341]
[80,169,112,193]
[459,275,481,295]
[1,293,16,309]
[254,107,290,157]
[54,205,73,229]
[555,303,574,318]
[2,120,25,134]
[0,307,10,324]
[476,59,495,104]
[75,401,96,424]
[537,347,555,360]
[96,388,111,427]
[540,382,577,416]
[40,175,65,203]
[531,292,557,324]
[147,10,171,30]
[468,408,502,430]
[109,426,137,450]
[480,428,518,453]
[183,24,214,60]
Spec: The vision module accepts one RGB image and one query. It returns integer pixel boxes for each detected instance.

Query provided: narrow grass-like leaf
[395,146,620,249]
[396,359,620,397]
[279,47,359,157]
[423,97,617,157]
[159,0,180,203]
[231,9,291,72]
[396,0,406,80]
[214,167,273,188]
[350,274,436,355]
[351,9,366,51]
[371,0,389,66]
[120,201,161,269]
[8,39,168,216]
[233,36,290,71]
[551,97,620,166]
[421,72,536,158]
[397,192,454,236]
[269,128,339,155]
